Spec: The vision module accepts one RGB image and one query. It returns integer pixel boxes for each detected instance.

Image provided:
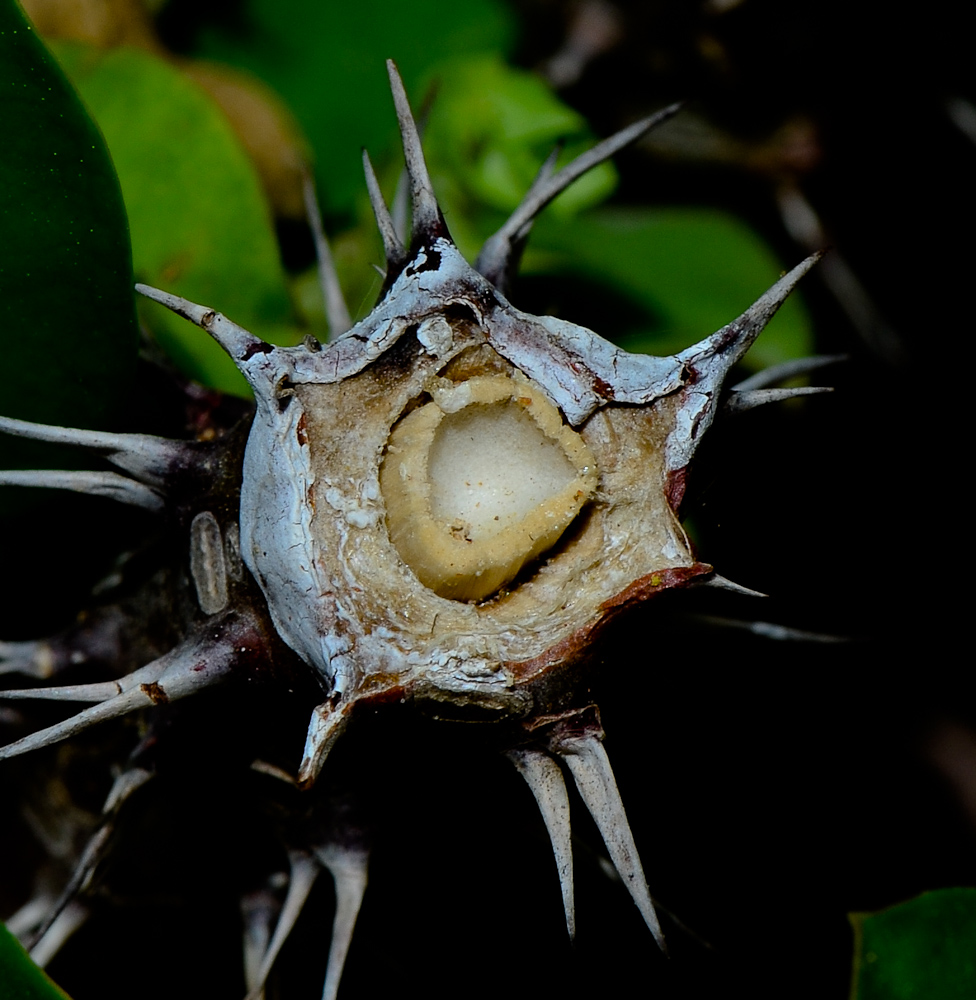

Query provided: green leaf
[50,41,297,396]
[529,207,814,369]
[0,922,72,1000]
[0,1,138,436]
[850,888,976,1000]
[192,0,517,217]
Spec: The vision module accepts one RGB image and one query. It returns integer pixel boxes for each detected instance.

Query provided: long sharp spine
[135,284,272,372]
[0,469,164,510]
[0,414,187,488]
[297,701,350,789]
[314,843,370,1000]
[724,385,833,416]
[556,733,666,950]
[303,171,352,340]
[476,102,682,289]
[386,59,447,245]
[507,748,576,939]
[0,615,246,762]
[363,149,407,276]
[244,850,321,1000]
[731,353,846,392]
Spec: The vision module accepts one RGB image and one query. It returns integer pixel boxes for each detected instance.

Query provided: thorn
[0,680,132,702]
[135,284,273,371]
[664,252,825,472]
[314,843,370,1000]
[775,184,905,366]
[507,748,575,939]
[679,251,825,376]
[385,59,447,245]
[28,899,89,968]
[102,766,153,814]
[303,170,352,340]
[482,145,562,296]
[731,354,847,392]
[0,615,244,761]
[690,614,852,643]
[0,686,149,761]
[26,766,151,961]
[4,893,53,939]
[476,102,682,288]
[0,639,52,679]
[27,823,112,951]
[362,149,406,274]
[244,850,321,1000]
[556,734,666,951]
[297,701,350,789]
[0,469,164,510]
[724,385,833,415]
[698,574,768,598]
[250,759,299,786]
[0,414,187,488]
[0,650,171,704]
[241,878,284,995]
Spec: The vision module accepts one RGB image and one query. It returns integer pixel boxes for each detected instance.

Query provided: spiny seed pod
[0,60,830,998]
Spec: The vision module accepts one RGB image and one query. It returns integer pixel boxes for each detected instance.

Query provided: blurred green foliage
[191,0,518,217]
[0,921,71,1000]
[0,1,137,430]
[850,888,976,1000]
[50,42,296,395]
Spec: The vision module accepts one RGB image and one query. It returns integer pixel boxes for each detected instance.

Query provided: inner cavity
[428,402,577,539]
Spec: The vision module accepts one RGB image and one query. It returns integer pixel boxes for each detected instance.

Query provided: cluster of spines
[0,59,836,998]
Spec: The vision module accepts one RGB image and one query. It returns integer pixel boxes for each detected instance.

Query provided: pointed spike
[28,899,89,968]
[690,614,851,643]
[476,102,682,287]
[698,573,768,598]
[244,851,321,1000]
[732,354,847,392]
[0,687,151,761]
[297,701,350,789]
[102,766,153,814]
[362,149,407,274]
[385,59,445,243]
[136,284,272,370]
[507,749,575,939]
[481,145,563,296]
[0,415,186,487]
[0,616,243,761]
[679,251,826,375]
[0,680,130,702]
[241,881,281,994]
[663,251,826,473]
[557,734,666,950]
[314,843,370,1000]
[303,171,352,339]
[0,639,52,679]
[0,647,171,704]
[5,894,52,939]
[27,822,112,950]
[0,469,164,510]
[724,385,833,416]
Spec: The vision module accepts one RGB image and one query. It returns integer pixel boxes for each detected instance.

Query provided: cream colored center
[428,403,578,539]
[380,373,597,602]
